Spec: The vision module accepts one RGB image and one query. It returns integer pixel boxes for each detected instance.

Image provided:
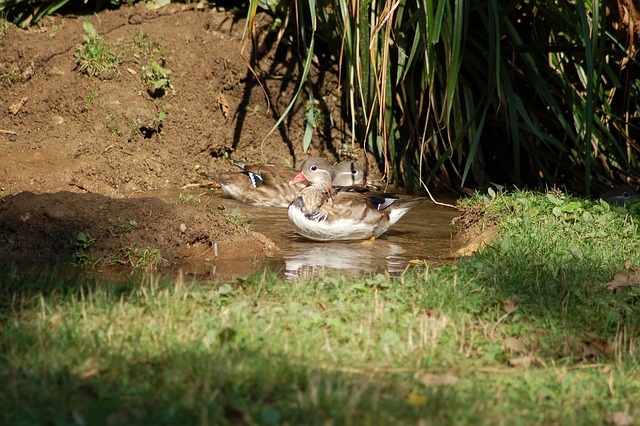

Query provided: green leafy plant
[141,60,173,98]
[72,231,96,266]
[154,103,172,126]
[135,247,161,268]
[105,244,161,268]
[73,21,124,78]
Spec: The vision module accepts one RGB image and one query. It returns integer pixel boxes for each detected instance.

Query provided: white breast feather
[288,206,375,241]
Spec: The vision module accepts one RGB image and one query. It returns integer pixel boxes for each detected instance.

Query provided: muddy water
[196,192,460,281]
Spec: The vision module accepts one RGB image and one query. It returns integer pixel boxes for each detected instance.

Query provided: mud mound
[0,191,274,267]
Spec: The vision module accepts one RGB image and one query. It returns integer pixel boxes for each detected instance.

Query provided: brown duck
[287,157,426,241]
[210,160,368,208]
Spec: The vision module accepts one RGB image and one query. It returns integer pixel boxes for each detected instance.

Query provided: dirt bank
[0,2,363,268]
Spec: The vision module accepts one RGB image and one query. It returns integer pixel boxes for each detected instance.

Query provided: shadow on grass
[0,261,638,423]
[457,242,640,357]
[1,317,477,425]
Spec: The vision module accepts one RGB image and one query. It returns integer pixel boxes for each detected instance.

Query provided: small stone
[45,203,71,219]
[179,223,187,233]
[122,181,139,192]
[21,63,34,81]
[47,66,65,76]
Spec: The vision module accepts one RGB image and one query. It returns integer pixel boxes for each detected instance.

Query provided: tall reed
[3,0,638,193]
[247,0,640,194]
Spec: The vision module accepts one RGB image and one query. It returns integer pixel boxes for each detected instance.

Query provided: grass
[82,87,98,106]
[73,22,173,106]
[100,219,139,236]
[132,29,163,58]
[104,244,162,269]
[0,63,20,89]
[219,205,253,233]
[69,221,162,269]
[1,190,640,424]
[73,22,124,78]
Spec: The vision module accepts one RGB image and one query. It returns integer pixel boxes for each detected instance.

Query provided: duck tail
[387,197,427,224]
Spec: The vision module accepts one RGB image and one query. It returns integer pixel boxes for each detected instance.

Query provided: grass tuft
[73,22,124,78]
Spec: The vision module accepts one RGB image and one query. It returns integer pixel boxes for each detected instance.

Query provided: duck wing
[237,163,299,187]
[208,163,304,207]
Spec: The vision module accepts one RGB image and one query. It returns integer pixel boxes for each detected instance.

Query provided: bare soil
[0,2,363,268]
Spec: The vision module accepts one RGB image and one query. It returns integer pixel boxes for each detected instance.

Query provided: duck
[209,160,368,208]
[287,157,426,241]
[333,160,368,187]
[600,185,640,206]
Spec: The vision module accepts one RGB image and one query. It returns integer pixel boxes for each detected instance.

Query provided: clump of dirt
[0,2,365,268]
[451,202,499,257]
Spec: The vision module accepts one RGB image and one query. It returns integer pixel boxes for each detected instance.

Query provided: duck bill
[289,171,308,185]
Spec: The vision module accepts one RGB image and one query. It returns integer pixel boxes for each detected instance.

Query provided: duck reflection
[283,241,406,281]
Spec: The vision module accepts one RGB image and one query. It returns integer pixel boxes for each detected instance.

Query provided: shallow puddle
[176,191,461,281]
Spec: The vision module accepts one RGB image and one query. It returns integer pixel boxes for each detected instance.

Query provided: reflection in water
[282,241,406,281]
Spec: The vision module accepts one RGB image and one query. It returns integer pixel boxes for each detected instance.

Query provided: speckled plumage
[209,161,367,208]
[288,158,426,241]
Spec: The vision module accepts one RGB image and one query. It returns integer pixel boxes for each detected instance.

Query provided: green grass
[69,221,162,269]
[1,190,640,424]
[219,205,253,233]
[0,63,20,88]
[100,219,139,236]
[73,22,124,78]
[103,244,162,269]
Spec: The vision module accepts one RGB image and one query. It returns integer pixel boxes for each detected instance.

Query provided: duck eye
[310,165,318,171]
[623,192,631,199]
[352,170,358,175]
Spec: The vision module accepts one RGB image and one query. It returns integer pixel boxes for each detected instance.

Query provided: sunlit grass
[73,22,124,78]
[1,190,640,424]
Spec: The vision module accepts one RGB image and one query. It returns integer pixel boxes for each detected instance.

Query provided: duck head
[289,157,335,189]
[333,161,367,186]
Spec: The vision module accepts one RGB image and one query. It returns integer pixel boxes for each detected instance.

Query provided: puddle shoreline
[202,193,461,281]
